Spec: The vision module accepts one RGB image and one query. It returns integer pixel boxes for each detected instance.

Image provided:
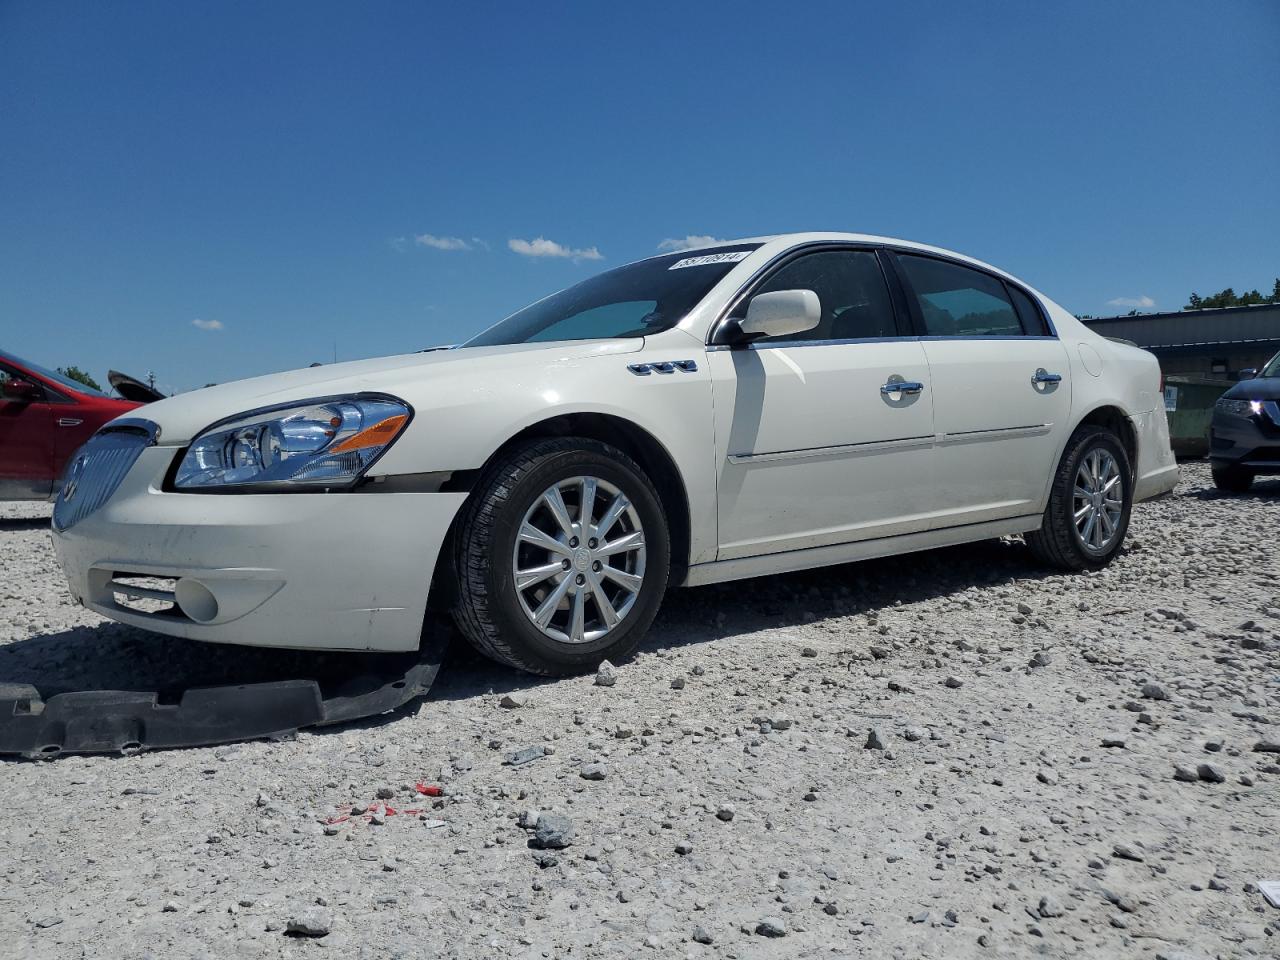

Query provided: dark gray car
[1209,350,1280,491]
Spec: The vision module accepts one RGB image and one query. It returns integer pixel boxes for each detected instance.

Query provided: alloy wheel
[1072,448,1123,554]
[511,476,647,644]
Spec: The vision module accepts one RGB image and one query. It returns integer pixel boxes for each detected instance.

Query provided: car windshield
[1261,351,1280,378]
[0,348,107,397]
[463,245,761,347]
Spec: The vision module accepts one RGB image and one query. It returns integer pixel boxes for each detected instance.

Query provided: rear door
[0,362,55,499]
[709,247,936,559]
[888,252,1070,527]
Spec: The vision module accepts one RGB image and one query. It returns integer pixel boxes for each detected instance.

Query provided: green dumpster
[1161,375,1234,457]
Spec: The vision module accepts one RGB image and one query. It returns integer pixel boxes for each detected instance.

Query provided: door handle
[881,380,924,396]
[1031,368,1062,385]
[57,418,83,427]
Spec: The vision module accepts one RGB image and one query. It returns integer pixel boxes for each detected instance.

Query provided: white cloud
[415,233,472,251]
[508,236,604,262]
[657,234,726,252]
[191,318,224,331]
[1106,295,1156,309]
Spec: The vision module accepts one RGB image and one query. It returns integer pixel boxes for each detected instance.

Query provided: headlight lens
[175,396,410,490]
[1215,397,1260,417]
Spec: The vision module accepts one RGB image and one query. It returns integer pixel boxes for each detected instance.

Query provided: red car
[0,349,143,500]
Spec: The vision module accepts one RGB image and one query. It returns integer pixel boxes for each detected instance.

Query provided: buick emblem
[63,456,85,502]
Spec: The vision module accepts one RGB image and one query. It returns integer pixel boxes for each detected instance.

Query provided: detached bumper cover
[0,631,447,758]
[52,446,468,652]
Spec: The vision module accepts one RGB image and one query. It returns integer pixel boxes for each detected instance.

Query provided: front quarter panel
[369,331,720,565]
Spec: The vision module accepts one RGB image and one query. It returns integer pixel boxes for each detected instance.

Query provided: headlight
[1215,397,1260,417]
[174,395,411,490]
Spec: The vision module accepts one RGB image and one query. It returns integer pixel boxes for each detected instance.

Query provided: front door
[0,364,55,499]
[890,252,1071,526]
[709,248,936,560]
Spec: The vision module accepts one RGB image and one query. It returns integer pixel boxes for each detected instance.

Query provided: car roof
[677,232,1016,279]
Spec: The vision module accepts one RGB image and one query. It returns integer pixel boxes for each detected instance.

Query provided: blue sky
[2,0,1277,393]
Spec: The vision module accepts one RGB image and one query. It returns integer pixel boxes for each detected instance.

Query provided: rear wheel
[1027,426,1133,571]
[1211,465,1253,492]
[452,437,670,676]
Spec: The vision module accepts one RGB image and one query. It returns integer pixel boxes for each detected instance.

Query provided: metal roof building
[1081,303,1280,380]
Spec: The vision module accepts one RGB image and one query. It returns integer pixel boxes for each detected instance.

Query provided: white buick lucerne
[51,234,1178,674]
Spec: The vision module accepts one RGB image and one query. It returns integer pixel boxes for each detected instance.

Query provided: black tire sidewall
[1058,430,1133,567]
[481,445,669,672]
[1212,466,1253,492]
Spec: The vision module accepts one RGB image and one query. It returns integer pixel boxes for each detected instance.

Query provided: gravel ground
[1,462,1278,960]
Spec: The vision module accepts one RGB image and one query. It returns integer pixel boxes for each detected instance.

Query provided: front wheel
[452,437,670,676]
[1026,426,1133,571]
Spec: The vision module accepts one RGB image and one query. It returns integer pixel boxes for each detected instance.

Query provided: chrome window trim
[705,333,1061,352]
[706,240,1059,346]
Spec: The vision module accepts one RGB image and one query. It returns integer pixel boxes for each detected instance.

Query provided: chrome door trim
[728,435,935,465]
[935,424,1052,446]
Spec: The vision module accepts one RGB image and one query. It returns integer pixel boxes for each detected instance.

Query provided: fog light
[175,578,219,624]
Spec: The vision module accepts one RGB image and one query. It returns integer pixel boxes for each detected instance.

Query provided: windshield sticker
[668,251,753,270]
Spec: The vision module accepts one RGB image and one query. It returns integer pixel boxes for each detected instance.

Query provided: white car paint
[51,232,1179,653]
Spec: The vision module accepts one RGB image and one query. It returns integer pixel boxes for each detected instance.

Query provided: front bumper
[1209,407,1280,475]
[51,446,468,652]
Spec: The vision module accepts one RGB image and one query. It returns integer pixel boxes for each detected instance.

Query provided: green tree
[57,365,101,392]
[1184,277,1280,310]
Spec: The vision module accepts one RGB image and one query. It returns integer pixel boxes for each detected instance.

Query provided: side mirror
[1239,368,1258,380]
[2,379,41,402]
[738,289,821,341]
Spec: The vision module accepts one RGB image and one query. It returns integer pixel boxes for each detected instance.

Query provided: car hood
[108,370,167,403]
[123,340,643,444]
[1222,377,1280,401]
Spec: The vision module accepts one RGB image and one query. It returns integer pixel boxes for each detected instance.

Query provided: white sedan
[51,233,1178,675]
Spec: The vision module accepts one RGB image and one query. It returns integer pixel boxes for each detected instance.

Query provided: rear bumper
[51,447,467,652]
[1129,409,1179,502]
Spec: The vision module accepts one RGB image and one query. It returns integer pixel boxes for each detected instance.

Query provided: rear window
[895,255,1024,337]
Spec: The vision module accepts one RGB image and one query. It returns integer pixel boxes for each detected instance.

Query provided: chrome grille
[52,422,158,531]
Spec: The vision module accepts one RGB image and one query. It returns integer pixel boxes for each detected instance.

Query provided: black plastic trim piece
[0,631,447,758]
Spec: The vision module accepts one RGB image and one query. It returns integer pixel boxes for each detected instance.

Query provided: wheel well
[1077,405,1137,471]
[429,414,692,609]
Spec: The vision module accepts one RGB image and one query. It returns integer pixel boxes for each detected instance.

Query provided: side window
[1008,285,1050,336]
[748,250,899,343]
[896,255,1024,337]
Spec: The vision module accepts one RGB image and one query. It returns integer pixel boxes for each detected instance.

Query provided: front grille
[52,424,157,532]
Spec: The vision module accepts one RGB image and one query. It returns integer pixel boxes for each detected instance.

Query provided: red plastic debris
[323,784,443,825]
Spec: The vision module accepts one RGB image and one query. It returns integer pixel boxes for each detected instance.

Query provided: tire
[451,437,671,676]
[1026,425,1133,572]
[1211,465,1253,493]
